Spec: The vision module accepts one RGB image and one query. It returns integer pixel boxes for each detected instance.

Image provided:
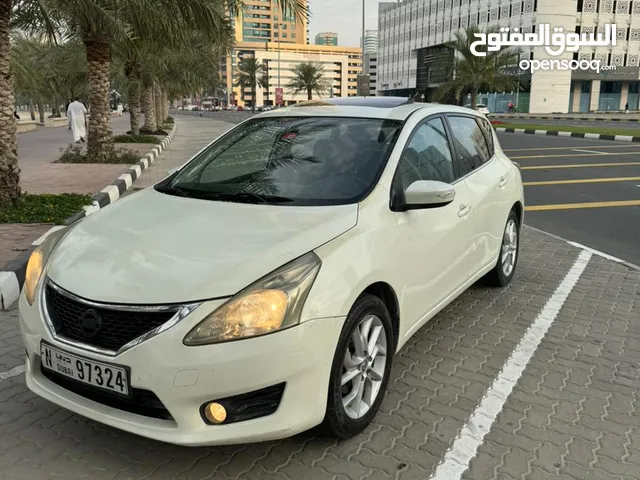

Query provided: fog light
[204,402,227,424]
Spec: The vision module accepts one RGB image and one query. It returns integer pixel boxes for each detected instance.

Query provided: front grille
[41,364,172,420]
[45,283,177,351]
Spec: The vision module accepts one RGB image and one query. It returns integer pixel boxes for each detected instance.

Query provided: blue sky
[308,0,385,47]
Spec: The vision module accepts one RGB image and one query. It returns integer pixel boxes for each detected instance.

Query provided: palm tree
[1,0,308,203]
[287,62,328,101]
[0,0,19,207]
[235,57,267,113]
[434,26,520,109]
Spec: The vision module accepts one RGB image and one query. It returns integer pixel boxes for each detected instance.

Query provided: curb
[492,115,639,122]
[0,122,177,310]
[494,127,640,143]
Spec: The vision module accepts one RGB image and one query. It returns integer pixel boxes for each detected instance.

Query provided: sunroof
[323,96,413,108]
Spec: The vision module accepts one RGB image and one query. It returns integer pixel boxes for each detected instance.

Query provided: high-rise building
[231,0,308,44]
[315,32,339,46]
[377,0,640,113]
[361,30,378,55]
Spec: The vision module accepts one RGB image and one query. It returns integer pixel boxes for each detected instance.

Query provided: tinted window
[476,117,494,156]
[447,115,492,176]
[162,117,403,205]
[396,117,455,189]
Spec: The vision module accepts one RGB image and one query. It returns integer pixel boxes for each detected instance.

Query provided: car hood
[45,188,358,304]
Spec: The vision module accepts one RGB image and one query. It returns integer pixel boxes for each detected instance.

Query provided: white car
[465,103,491,116]
[19,97,524,446]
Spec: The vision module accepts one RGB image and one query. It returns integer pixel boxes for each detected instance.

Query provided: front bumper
[20,293,344,446]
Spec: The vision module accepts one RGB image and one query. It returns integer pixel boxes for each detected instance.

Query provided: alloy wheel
[341,314,388,420]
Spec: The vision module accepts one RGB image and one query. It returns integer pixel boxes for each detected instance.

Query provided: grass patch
[113,134,161,144]
[497,123,640,137]
[138,127,169,136]
[58,144,141,164]
[165,115,174,124]
[0,193,92,225]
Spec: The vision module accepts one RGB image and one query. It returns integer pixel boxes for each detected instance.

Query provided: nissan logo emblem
[79,309,102,338]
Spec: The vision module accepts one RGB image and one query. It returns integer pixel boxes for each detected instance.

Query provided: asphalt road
[499,134,640,266]
[171,110,640,266]
[494,117,640,128]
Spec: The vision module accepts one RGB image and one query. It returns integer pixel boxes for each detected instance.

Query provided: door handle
[499,176,508,187]
[458,204,472,217]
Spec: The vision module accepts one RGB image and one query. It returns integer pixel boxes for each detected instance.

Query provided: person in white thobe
[67,97,87,143]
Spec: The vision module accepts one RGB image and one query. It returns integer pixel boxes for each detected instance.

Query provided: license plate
[40,343,129,396]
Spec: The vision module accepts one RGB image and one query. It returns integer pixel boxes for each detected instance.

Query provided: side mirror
[399,180,456,211]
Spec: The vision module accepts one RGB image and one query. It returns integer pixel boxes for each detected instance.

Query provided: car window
[396,117,456,190]
[476,117,495,156]
[163,116,403,206]
[446,115,492,176]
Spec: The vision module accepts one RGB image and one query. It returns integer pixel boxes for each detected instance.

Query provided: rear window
[163,116,404,206]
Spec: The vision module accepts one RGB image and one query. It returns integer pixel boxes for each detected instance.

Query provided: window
[162,117,404,206]
[396,117,456,190]
[446,116,492,175]
[476,117,494,157]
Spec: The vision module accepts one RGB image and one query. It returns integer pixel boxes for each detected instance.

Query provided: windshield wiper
[196,191,295,204]
[154,185,192,198]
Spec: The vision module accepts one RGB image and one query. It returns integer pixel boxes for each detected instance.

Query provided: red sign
[275,87,284,106]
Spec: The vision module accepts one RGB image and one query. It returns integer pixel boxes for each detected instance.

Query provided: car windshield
[159,116,403,206]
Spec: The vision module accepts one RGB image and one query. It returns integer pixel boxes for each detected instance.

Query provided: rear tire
[483,210,520,287]
[319,294,394,439]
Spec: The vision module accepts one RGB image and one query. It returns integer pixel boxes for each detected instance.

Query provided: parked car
[20,96,524,446]
[464,103,491,116]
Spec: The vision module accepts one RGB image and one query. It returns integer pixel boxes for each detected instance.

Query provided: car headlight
[24,227,69,306]
[183,252,321,346]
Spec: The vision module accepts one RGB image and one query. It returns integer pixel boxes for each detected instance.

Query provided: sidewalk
[126,115,234,192]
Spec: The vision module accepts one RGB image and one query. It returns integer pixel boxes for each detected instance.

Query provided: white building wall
[378,0,640,113]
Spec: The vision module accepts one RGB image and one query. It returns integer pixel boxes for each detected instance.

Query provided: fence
[464,93,531,113]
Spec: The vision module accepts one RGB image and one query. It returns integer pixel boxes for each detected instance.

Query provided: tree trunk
[127,73,141,135]
[162,89,168,123]
[251,86,256,113]
[307,87,312,100]
[470,88,478,110]
[154,83,163,125]
[143,85,157,132]
[0,0,20,207]
[85,39,114,160]
[29,102,35,121]
[37,102,44,124]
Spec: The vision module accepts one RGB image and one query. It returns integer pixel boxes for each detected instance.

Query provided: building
[315,32,338,46]
[231,0,308,44]
[364,54,378,95]
[221,42,362,108]
[362,30,379,55]
[377,0,640,113]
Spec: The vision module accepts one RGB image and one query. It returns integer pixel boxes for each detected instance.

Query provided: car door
[445,114,511,274]
[391,115,476,332]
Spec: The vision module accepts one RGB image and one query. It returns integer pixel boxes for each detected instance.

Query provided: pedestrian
[625,102,629,113]
[14,109,20,120]
[67,97,88,143]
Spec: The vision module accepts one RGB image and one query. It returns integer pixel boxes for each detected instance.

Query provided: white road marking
[566,241,625,264]
[572,148,608,155]
[0,365,25,383]
[429,250,592,480]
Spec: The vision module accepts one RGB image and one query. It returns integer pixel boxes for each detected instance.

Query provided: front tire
[319,294,394,439]
[484,210,520,287]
